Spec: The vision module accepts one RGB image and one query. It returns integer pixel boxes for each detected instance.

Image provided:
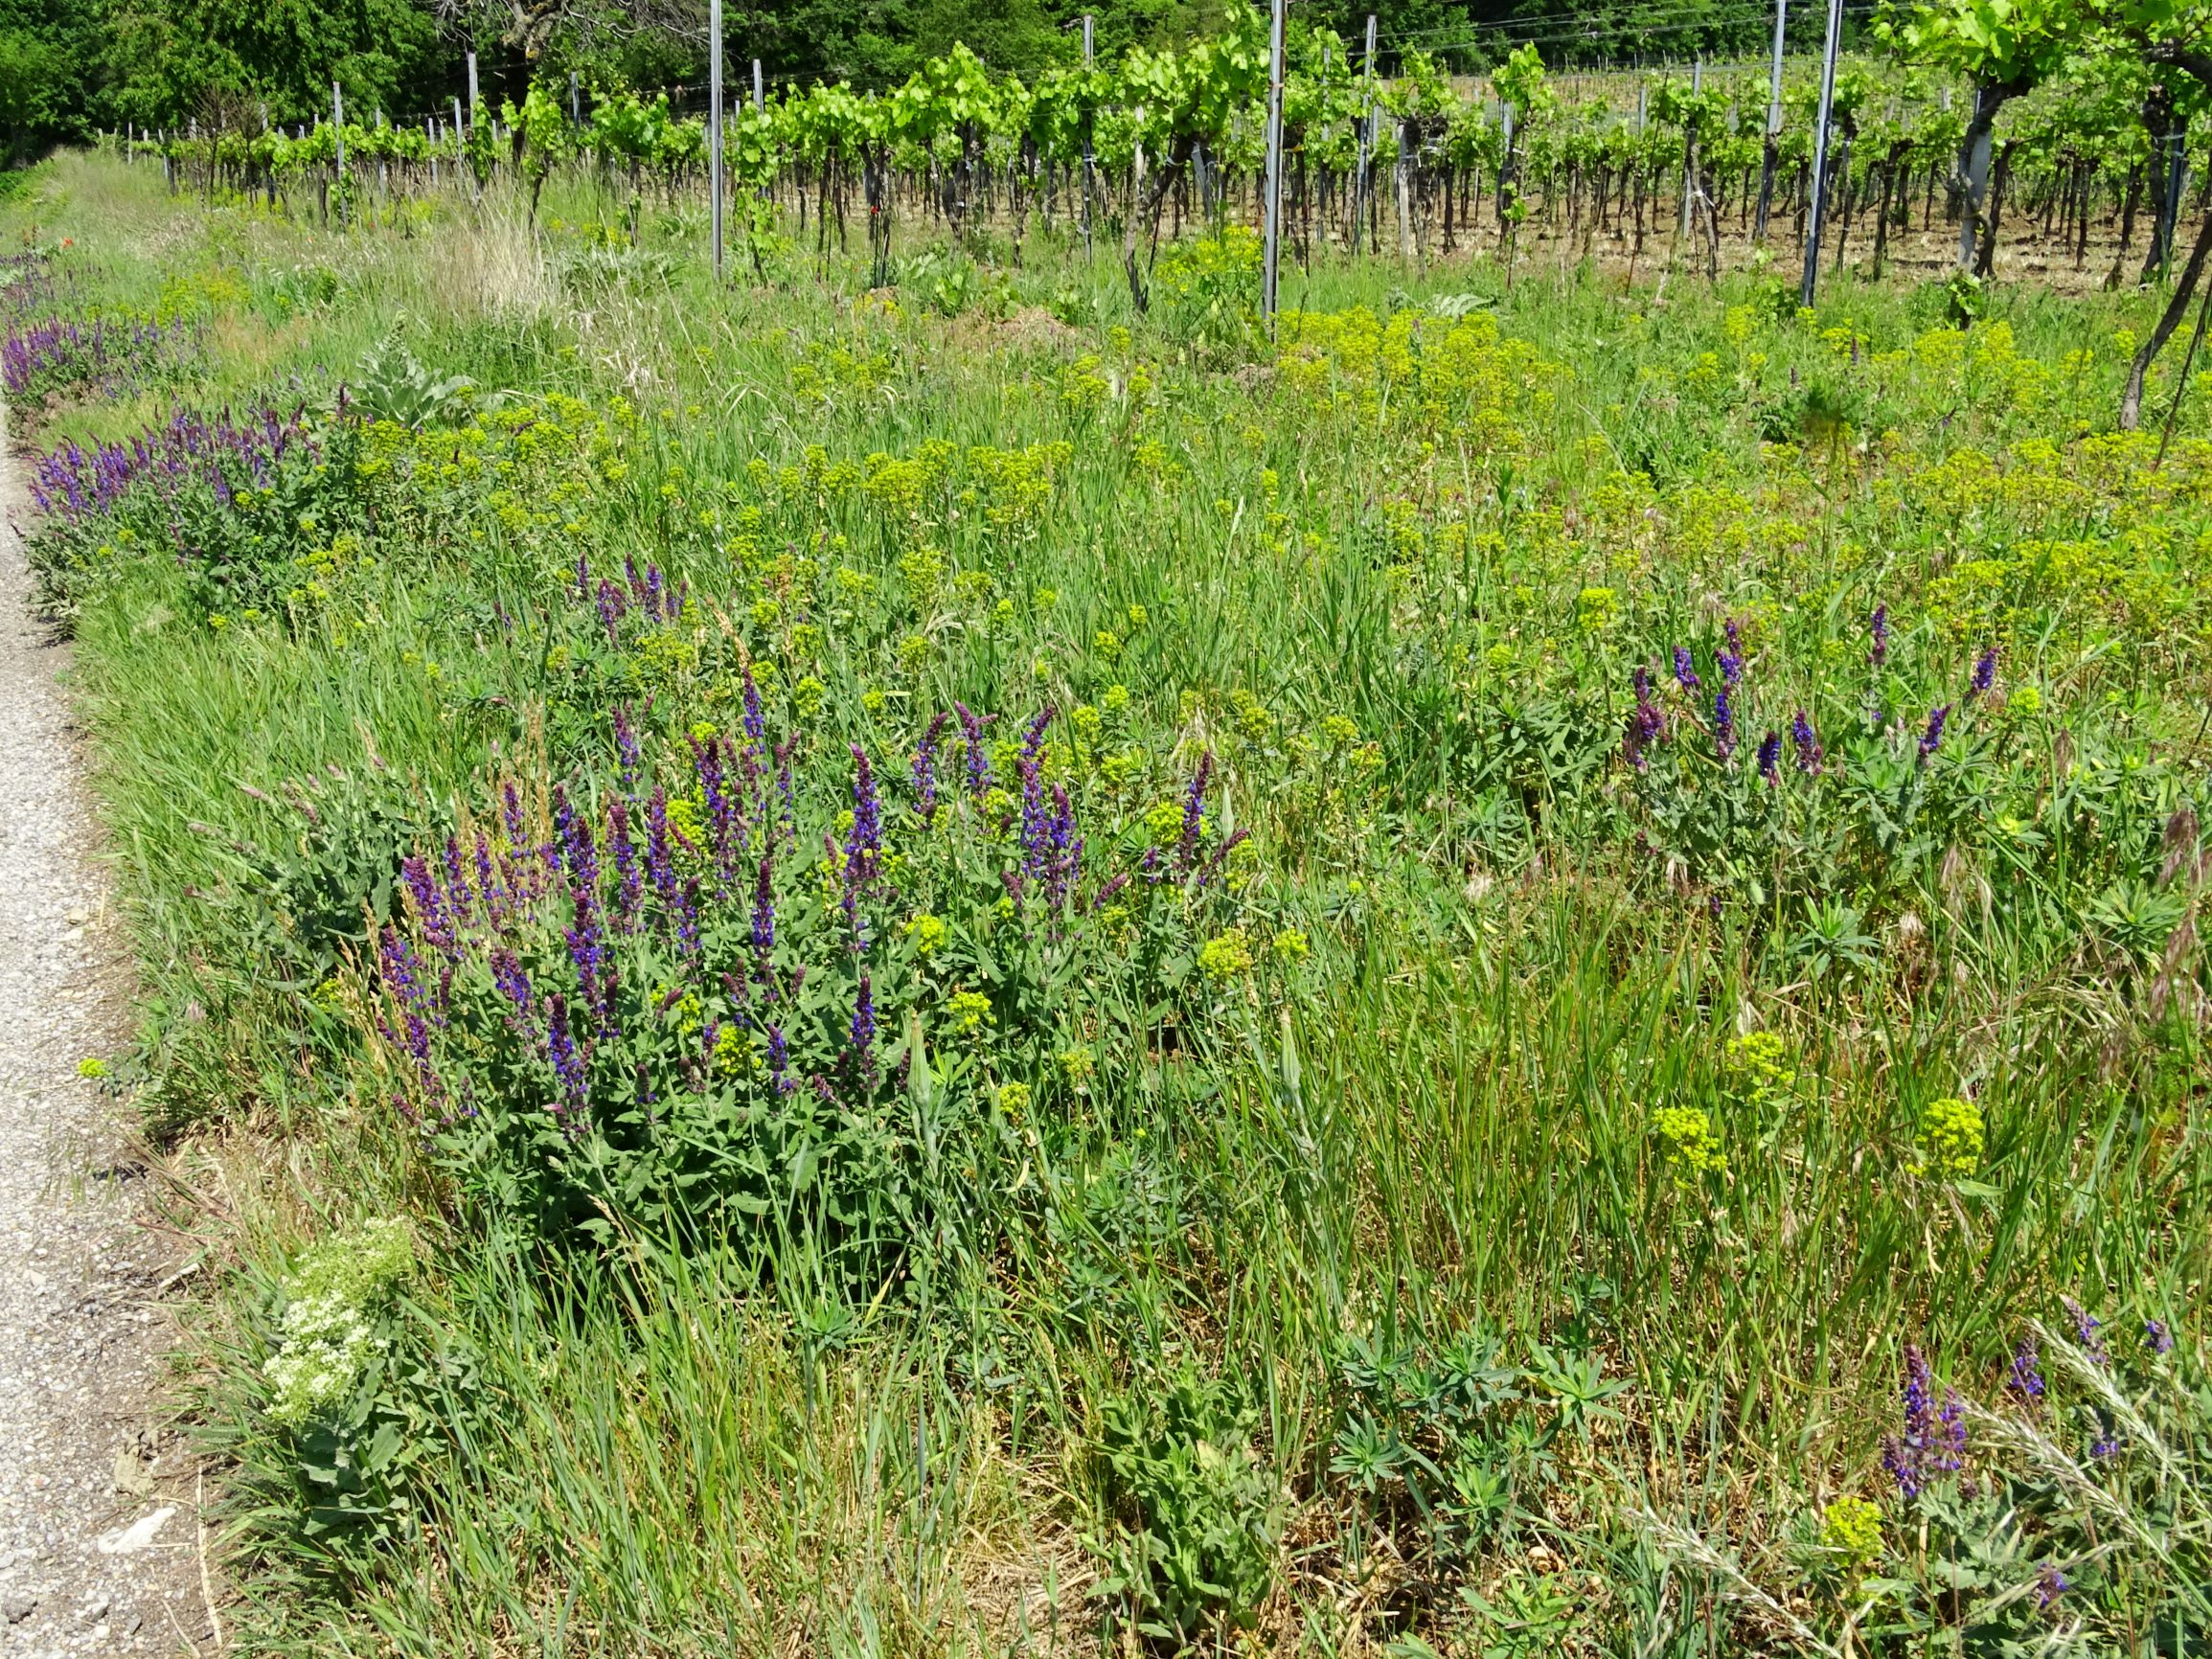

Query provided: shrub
[1657,1307,2212,1652]
[1151,227,1264,353]
[1914,1095,1984,1177]
[263,1218,416,1427]
[24,402,354,623]
[364,686,1252,1269]
[1,311,195,402]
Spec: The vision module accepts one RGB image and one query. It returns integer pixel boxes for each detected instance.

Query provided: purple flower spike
[1673,646,1699,693]
[1719,618,1744,688]
[2146,1319,2175,1356]
[401,853,457,960]
[546,992,588,1125]
[913,710,949,828]
[1016,711,1058,892]
[608,799,641,933]
[490,948,533,1025]
[1625,667,1665,770]
[2008,1337,2045,1400]
[1713,689,1737,760]
[555,785,613,1024]
[1791,709,1822,774]
[1757,731,1781,783]
[595,578,628,645]
[2064,1298,2109,1366]
[377,926,440,1091]
[556,784,600,891]
[645,786,678,916]
[1969,646,1996,697]
[1918,705,1950,760]
[1019,705,1053,767]
[441,835,473,927]
[676,875,701,958]
[741,664,765,749]
[474,832,505,930]
[1869,604,1889,668]
[691,732,741,891]
[954,701,992,799]
[842,746,883,937]
[750,853,776,963]
[1881,1342,1966,1501]
[1043,782,1082,907]
[849,970,876,1079]
[1177,750,1213,875]
[1937,1391,1967,1466]
[541,790,569,892]
[563,895,611,1024]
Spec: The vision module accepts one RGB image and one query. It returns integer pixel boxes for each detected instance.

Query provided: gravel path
[0,415,205,1655]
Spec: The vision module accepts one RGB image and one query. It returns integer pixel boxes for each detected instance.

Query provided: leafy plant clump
[26,402,356,624]
[251,1217,457,1542]
[263,1217,416,1427]
[367,665,1256,1265]
[2,311,196,403]
[1093,1367,1283,1647]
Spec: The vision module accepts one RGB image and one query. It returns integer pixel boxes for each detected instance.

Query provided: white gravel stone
[0,408,208,1651]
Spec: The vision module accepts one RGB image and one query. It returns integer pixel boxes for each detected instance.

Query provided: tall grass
[8,152,2208,1654]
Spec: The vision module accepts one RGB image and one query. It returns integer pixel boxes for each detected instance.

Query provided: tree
[1877,0,2080,275]
[2113,3,2212,423]
[0,0,108,153]
[432,0,700,78]
[99,0,445,128]
[501,77,572,222]
[0,29,68,153]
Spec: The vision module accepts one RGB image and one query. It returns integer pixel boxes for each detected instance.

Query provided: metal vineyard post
[1801,0,1843,307]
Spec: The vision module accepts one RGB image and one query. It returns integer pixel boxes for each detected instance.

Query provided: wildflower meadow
[5,117,2210,1655]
